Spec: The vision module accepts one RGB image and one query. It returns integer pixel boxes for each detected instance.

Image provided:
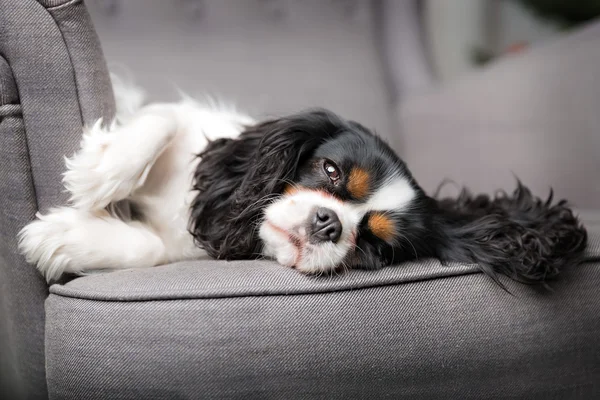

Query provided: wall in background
[87,0,401,149]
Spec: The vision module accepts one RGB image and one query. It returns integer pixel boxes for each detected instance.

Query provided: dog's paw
[18,208,87,282]
[63,121,148,210]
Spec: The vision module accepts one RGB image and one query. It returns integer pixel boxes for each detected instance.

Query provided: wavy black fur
[190,110,348,259]
[431,183,587,285]
[190,108,587,285]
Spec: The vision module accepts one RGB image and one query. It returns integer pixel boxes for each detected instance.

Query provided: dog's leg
[18,207,167,282]
[63,105,179,211]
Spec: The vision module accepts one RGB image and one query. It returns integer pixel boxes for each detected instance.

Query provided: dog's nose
[310,207,342,243]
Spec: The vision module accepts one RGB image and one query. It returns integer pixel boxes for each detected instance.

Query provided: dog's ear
[433,182,587,287]
[237,109,345,199]
[190,109,347,259]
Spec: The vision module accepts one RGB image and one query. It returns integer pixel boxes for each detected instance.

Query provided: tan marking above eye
[368,213,396,242]
[347,167,370,199]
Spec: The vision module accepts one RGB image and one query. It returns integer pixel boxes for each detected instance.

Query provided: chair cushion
[45,213,600,399]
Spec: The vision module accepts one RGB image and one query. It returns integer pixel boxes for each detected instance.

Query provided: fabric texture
[0,0,115,398]
[0,105,45,400]
[45,223,600,399]
[0,44,48,400]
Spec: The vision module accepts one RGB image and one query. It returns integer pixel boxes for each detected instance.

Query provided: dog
[18,82,587,285]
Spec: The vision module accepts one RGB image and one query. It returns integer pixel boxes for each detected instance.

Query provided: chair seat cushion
[45,212,600,399]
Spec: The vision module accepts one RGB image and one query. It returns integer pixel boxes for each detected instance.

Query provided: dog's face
[259,127,425,273]
[191,110,434,273]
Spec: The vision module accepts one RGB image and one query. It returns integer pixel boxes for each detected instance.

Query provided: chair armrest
[0,1,115,398]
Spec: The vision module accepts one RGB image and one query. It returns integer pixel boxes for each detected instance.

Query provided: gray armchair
[1,1,599,399]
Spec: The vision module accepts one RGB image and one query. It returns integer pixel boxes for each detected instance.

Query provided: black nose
[310,207,342,243]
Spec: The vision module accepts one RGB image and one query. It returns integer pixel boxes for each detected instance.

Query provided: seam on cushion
[43,0,80,11]
[48,268,485,303]
[0,104,23,118]
[0,51,40,214]
[47,257,600,302]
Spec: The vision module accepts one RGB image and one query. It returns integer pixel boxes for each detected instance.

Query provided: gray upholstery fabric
[0,0,115,398]
[398,19,600,209]
[47,1,116,126]
[49,259,480,301]
[45,223,600,399]
[0,0,115,212]
[0,45,48,400]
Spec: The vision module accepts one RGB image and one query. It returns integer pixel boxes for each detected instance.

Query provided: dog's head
[190,109,431,273]
[190,108,587,283]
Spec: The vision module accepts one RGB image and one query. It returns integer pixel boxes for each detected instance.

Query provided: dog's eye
[323,160,340,182]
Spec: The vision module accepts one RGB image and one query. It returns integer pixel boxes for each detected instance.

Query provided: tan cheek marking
[347,167,370,199]
[368,213,396,242]
[283,185,297,195]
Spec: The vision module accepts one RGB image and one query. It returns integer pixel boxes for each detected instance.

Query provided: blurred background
[86,0,600,208]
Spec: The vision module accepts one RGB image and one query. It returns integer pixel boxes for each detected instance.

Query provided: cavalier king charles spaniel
[18,89,587,286]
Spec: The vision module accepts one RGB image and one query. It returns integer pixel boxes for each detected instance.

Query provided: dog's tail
[109,72,146,124]
[434,182,588,287]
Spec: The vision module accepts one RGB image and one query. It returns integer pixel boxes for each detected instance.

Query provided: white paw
[18,208,89,282]
[63,121,147,210]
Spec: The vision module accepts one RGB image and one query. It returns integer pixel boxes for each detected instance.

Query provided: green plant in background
[516,0,600,28]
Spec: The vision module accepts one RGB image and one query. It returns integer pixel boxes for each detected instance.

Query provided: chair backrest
[0,1,115,398]
[85,0,403,147]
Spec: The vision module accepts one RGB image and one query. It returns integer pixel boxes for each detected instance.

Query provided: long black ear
[190,108,347,259]
[433,182,588,286]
